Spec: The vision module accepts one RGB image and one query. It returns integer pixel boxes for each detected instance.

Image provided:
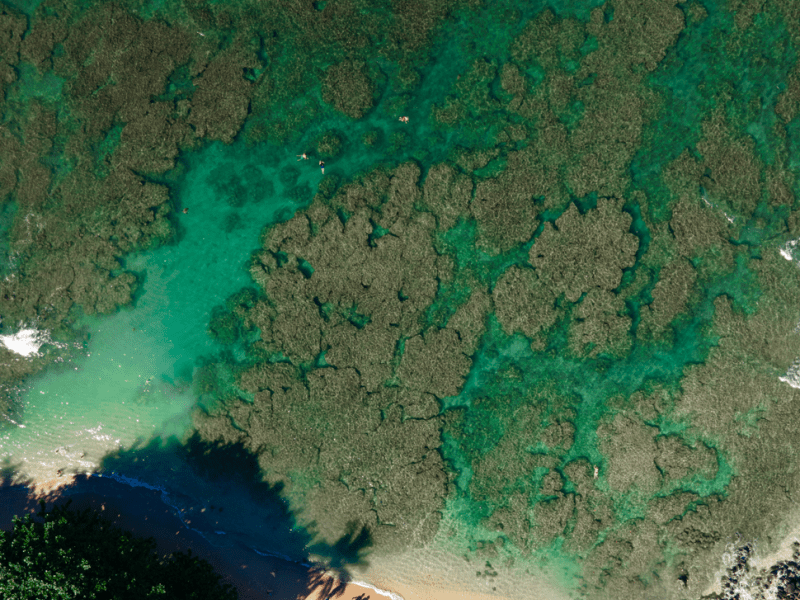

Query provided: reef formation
[3,1,800,599]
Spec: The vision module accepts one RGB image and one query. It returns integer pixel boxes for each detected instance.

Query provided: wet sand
[363,575,514,600]
[0,476,383,600]
[360,553,571,600]
[0,475,567,600]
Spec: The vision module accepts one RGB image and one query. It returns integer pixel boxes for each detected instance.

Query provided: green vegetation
[0,500,237,600]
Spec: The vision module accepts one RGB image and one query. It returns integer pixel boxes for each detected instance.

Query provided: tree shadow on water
[306,519,373,571]
[0,457,42,524]
[299,519,374,599]
[0,436,376,599]
[95,432,374,595]
[0,455,22,482]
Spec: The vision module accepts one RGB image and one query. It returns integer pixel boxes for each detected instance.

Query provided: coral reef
[3,1,800,599]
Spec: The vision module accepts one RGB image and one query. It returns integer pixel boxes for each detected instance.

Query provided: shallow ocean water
[0,0,544,480]
[2,0,800,598]
[1,139,304,481]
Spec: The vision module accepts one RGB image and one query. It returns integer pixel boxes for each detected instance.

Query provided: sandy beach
[0,476,387,600]
[355,548,572,600]
[0,474,571,600]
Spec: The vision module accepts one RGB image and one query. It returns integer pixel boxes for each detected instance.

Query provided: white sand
[351,541,574,600]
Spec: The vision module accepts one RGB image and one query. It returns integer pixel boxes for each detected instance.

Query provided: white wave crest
[781,239,800,261]
[780,359,800,389]
[0,328,48,357]
[349,580,406,600]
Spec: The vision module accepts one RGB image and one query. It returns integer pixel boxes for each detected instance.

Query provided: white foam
[0,328,48,357]
[711,540,785,600]
[349,580,406,600]
[97,471,165,493]
[2,414,25,428]
[250,545,306,564]
[780,238,800,262]
[779,244,800,386]
[780,359,800,389]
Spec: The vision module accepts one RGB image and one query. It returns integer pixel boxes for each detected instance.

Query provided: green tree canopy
[0,499,238,600]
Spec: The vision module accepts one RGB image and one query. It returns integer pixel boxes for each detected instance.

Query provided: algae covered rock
[493,265,559,339]
[493,197,638,355]
[315,130,344,159]
[396,328,472,398]
[188,43,258,144]
[421,163,473,231]
[469,148,549,253]
[195,162,486,550]
[529,198,638,303]
[322,59,376,119]
[569,288,631,358]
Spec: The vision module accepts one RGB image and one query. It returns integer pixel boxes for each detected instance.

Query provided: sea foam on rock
[0,328,49,357]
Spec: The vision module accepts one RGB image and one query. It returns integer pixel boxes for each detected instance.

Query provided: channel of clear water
[0,139,306,480]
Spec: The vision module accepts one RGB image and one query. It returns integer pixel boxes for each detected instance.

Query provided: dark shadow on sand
[102,432,374,564]
[0,463,373,600]
[0,430,375,599]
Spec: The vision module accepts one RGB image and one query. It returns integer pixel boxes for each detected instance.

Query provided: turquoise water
[0,139,309,477]
[1,0,42,17]
[2,0,800,599]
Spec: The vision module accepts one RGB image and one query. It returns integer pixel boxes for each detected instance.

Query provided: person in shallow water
[296,152,308,160]
[319,160,325,174]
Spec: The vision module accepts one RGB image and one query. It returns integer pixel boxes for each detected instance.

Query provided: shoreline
[1,471,565,600]
[0,473,400,600]
[354,547,572,600]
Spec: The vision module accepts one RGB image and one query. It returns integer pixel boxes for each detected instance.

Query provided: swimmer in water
[399,116,409,123]
[297,153,308,161]
[319,160,325,174]
[183,208,188,214]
